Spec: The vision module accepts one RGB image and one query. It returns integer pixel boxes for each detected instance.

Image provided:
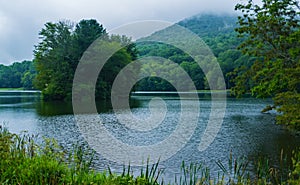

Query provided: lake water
[1,90,300,182]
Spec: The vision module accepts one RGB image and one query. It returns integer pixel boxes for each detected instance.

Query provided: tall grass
[0,124,299,184]
[0,125,161,184]
[175,151,299,185]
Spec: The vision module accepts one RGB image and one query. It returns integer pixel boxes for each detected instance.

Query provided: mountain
[135,14,254,91]
[178,14,237,37]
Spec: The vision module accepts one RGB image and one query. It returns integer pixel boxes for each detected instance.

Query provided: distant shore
[0,88,40,93]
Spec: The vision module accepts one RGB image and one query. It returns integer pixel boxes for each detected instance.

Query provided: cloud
[0,0,242,65]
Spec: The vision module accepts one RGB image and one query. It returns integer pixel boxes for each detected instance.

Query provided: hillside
[135,14,254,91]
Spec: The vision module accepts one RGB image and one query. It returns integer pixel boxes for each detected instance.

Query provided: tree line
[0,60,36,89]
[1,15,251,93]
[0,0,299,128]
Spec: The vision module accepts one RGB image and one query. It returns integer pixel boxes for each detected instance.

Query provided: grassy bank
[0,125,299,185]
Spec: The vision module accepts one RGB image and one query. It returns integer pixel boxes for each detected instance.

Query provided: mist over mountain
[135,14,251,91]
[178,14,237,37]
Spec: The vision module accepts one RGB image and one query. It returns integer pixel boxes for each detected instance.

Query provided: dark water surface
[1,90,300,182]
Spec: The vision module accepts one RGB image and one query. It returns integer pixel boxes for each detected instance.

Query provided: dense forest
[135,14,254,91]
[0,60,36,89]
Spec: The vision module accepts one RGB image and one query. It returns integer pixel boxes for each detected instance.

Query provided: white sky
[0,0,248,65]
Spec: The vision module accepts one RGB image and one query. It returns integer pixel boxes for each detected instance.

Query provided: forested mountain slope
[136,14,253,90]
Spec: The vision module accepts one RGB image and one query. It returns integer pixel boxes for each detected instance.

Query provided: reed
[0,125,299,185]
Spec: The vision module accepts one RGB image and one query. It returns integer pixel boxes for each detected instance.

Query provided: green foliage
[0,125,162,184]
[273,92,300,127]
[233,0,300,127]
[289,150,300,184]
[136,14,251,91]
[34,21,74,100]
[0,60,36,89]
[34,19,136,101]
[215,153,249,184]
[175,161,212,185]
[175,152,299,185]
[136,42,196,91]
[1,125,300,184]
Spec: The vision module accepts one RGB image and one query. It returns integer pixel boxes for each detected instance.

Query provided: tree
[73,19,107,64]
[0,61,35,89]
[34,19,136,101]
[21,62,36,90]
[233,0,300,128]
[34,21,74,100]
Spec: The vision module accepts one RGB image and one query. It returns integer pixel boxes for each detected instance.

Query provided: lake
[1,90,300,182]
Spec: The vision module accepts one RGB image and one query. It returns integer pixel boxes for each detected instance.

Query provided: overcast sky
[0,0,246,65]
